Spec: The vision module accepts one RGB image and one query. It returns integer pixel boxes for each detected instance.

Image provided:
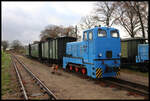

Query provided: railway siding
[11,54,56,100]
[15,54,146,99]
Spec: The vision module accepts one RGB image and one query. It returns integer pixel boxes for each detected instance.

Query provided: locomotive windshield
[111,30,119,38]
[89,31,93,40]
[84,32,87,40]
[98,29,106,37]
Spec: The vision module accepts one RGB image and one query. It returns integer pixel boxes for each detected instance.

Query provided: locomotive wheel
[75,67,79,72]
[69,66,73,71]
[81,68,86,75]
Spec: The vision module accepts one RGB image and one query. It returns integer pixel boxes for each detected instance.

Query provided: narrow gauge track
[11,54,57,100]
[20,54,149,99]
[102,77,149,97]
[11,56,28,100]
[64,68,149,98]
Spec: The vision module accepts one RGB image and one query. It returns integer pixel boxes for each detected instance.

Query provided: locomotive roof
[83,26,119,32]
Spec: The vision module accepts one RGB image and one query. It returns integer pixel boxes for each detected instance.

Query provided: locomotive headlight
[98,53,102,57]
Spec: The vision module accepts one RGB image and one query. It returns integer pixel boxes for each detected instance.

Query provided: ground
[2,53,148,100]
[119,69,148,86]
[2,52,21,99]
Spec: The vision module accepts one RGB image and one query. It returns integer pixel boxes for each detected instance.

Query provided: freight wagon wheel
[140,66,148,73]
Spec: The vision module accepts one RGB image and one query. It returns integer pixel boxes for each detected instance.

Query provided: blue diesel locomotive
[63,26,121,78]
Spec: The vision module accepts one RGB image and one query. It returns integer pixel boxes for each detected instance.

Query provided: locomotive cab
[63,26,121,78]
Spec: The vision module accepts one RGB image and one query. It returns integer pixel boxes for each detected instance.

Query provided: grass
[1,51,12,95]
[121,68,149,77]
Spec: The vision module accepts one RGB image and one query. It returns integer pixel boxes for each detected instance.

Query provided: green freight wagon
[53,37,76,65]
[41,41,49,59]
[121,38,147,64]
[41,37,77,65]
[25,45,29,56]
[30,42,41,59]
[41,38,52,62]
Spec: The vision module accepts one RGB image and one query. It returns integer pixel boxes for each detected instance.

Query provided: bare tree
[81,1,148,38]
[79,15,97,31]
[40,35,50,41]
[2,40,9,51]
[63,26,74,36]
[129,1,148,38]
[40,24,76,41]
[115,2,143,38]
[40,24,62,40]
[11,40,23,50]
[93,1,120,27]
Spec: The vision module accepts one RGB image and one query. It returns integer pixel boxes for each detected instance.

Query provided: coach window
[111,30,119,38]
[98,29,106,37]
[84,32,87,40]
[89,31,93,40]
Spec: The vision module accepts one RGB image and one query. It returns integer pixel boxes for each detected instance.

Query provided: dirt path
[16,55,145,100]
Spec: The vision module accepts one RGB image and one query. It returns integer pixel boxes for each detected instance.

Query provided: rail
[11,56,28,100]
[11,54,57,100]
[103,77,149,97]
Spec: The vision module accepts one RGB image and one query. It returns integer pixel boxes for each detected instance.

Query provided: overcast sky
[2,1,129,46]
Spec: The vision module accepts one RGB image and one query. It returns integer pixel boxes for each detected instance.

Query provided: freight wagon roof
[32,36,77,44]
[121,37,148,42]
[138,44,149,46]
[55,36,77,39]
[43,36,77,40]
[30,42,40,46]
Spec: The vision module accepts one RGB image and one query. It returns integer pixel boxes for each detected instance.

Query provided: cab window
[111,30,119,38]
[89,31,93,40]
[84,32,87,40]
[98,29,106,37]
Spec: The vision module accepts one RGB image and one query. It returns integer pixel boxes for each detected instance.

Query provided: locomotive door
[83,31,88,63]
[88,31,93,63]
